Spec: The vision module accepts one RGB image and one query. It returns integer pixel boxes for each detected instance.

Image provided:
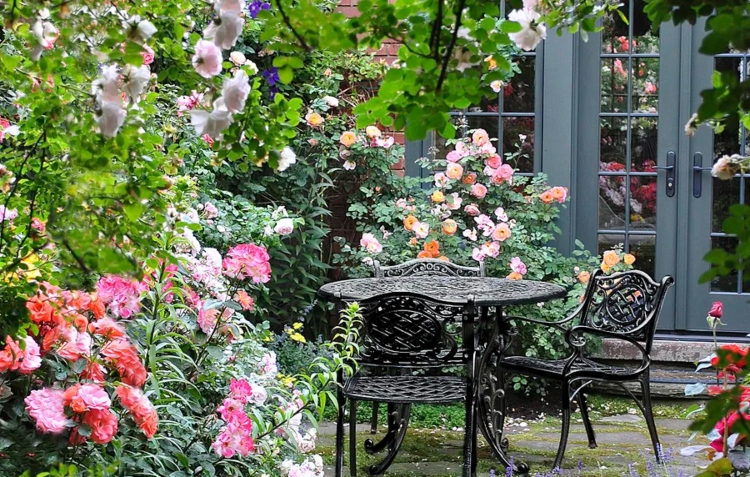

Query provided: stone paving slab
[319,416,706,476]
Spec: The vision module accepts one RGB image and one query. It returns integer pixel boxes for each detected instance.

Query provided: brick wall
[324,2,408,279]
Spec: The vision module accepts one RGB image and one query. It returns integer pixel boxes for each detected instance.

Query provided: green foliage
[701,204,750,285]
[334,132,635,392]
[646,1,750,129]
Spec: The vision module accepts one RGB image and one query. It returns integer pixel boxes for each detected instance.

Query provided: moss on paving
[319,397,697,477]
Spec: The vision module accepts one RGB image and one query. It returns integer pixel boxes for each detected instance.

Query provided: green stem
[144,260,167,370]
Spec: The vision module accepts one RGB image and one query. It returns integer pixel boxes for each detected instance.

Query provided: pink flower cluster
[222,243,272,283]
[177,90,205,116]
[96,275,147,318]
[17,281,156,442]
[212,378,255,458]
[0,335,41,374]
[360,233,383,254]
[116,385,158,438]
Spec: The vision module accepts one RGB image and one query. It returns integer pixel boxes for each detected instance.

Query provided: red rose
[709,301,723,319]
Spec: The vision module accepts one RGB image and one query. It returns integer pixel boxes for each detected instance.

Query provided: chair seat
[499,355,638,380]
[344,375,467,404]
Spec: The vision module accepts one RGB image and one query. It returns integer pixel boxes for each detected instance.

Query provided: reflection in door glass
[710,236,739,293]
[597,0,659,276]
[710,54,750,293]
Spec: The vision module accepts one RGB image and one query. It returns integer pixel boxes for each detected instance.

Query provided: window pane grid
[598,0,659,276]
[711,53,750,292]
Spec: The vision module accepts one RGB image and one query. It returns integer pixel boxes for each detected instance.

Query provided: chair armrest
[504,297,585,333]
[563,325,651,376]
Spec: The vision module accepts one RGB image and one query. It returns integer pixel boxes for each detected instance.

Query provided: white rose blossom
[712,155,743,180]
[322,96,339,107]
[221,69,251,113]
[189,98,233,139]
[274,218,294,235]
[278,147,297,172]
[123,16,157,44]
[204,11,245,50]
[508,8,547,51]
[192,40,223,78]
[122,64,151,103]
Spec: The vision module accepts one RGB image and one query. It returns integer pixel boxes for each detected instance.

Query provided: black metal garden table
[318,276,567,476]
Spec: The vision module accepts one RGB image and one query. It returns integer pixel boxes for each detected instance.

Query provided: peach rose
[305,112,324,127]
[624,253,636,265]
[602,250,620,267]
[446,163,463,180]
[340,131,357,147]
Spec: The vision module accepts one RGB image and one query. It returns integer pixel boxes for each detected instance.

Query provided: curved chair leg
[639,374,662,463]
[553,382,572,471]
[350,400,358,477]
[336,377,346,477]
[576,391,597,449]
[370,401,379,434]
[364,403,409,454]
[367,404,411,475]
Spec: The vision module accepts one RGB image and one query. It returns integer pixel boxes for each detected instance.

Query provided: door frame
[570,17,681,332]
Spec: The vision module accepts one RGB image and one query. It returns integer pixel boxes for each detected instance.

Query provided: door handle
[692,152,712,198]
[653,151,676,197]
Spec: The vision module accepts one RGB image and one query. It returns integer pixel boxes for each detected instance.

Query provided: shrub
[334,130,635,392]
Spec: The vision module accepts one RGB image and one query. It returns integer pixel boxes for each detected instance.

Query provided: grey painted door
[681,23,750,333]
[576,0,680,331]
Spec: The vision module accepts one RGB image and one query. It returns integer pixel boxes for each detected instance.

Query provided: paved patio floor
[317,414,708,476]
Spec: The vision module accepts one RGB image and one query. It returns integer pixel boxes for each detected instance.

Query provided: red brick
[391,156,405,170]
[393,132,405,145]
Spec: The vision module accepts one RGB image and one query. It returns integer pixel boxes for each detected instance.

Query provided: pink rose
[446,150,462,163]
[25,388,68,434]
[471,183,488,199]
[485,154,502,169]
[472,129,489,146]
[464,204,480,216]
[491,164,514,185]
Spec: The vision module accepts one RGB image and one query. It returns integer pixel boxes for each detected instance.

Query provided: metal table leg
[476,307,530,475]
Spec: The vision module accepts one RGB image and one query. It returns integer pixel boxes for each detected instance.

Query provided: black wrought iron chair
[498,269,674,470]
[367,258,485,435]
[335,292,479,477]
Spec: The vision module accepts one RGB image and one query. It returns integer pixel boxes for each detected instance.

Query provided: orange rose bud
[623,253,636,265]
[462,173,477,185]
[507,272,523,280]
[403,215,418,231]
[409,237,418,245]
[437,256,450,262]
[417,250,432,259]
[577,271,590,284]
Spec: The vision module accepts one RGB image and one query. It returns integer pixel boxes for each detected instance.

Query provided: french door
[682,24,750,333]
[579,2,750,333]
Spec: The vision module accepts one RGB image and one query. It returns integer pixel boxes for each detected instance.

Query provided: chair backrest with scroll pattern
[357,293,473,367]
[579,269,674,354]
[372,258,485,279]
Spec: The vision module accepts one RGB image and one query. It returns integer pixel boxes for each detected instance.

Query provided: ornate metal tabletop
[318,276,567,307]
